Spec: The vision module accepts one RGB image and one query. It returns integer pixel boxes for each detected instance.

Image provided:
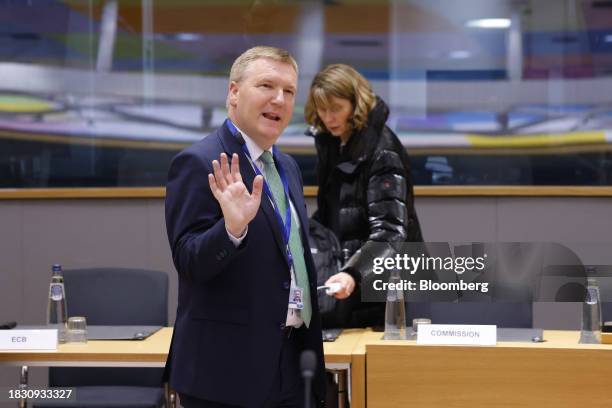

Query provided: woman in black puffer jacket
[305,64,423,328]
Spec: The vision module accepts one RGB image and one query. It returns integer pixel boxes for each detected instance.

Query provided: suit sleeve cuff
[226,225,248,247]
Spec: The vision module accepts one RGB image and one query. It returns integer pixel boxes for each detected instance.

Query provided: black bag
[308,218,342,314]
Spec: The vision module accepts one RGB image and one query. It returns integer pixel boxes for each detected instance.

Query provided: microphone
[300,350,317,408]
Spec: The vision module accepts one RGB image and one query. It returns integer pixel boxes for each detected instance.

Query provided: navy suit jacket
[164,122,326,407]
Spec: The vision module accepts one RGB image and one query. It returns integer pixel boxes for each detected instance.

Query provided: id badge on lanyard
[288,279,304,310]
[287,248,304,310]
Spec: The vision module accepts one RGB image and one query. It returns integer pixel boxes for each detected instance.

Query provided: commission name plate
[417,324,496,346]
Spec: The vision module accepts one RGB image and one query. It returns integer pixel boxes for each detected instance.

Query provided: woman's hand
[324,272,356,299]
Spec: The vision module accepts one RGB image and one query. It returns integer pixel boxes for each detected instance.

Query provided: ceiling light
[465,18,511,29]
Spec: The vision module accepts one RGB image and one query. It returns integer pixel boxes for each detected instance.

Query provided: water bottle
[579,275,602,344]
[383,269,407,340]
[46,264,68,343]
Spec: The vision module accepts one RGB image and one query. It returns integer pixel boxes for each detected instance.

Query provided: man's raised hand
[208,153,263,237]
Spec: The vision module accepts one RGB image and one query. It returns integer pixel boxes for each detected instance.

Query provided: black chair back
[49,268,168,387]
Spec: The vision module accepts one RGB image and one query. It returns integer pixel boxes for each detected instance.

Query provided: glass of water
[66,316,87,343]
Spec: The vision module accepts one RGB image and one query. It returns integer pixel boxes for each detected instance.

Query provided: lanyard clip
[286,247,293,264]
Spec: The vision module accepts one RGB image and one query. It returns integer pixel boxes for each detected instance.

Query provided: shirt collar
[230,120,272,162]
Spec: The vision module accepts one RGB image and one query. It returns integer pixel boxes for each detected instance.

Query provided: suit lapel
[259,188,291,267]
[217,124,256,196]
[281,155,308,234]
[218,126,289,267]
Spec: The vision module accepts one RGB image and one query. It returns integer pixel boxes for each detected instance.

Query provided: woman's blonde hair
[304,64,376,133]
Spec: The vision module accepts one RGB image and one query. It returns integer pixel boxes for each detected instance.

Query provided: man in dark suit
[164,46,326,407]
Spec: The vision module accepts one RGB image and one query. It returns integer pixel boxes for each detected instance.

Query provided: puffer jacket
[313,97,423,328]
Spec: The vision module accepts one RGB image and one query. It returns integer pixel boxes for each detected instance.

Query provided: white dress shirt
[224,123,304,327]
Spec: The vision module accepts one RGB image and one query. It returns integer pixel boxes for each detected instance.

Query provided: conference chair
[406,242,534,328]
[36,268,169,408]
[407,302,533,328]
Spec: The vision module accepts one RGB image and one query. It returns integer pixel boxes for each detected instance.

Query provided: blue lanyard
[225,119,294,264]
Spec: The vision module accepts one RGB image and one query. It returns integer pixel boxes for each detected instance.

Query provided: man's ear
[228,81,239,108]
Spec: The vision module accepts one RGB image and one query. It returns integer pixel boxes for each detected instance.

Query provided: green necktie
[260,151,312,327]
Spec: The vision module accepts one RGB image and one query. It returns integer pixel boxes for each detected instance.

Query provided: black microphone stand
[300,350,316,408]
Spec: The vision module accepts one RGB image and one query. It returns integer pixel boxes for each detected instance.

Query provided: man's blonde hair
[304,64,376,133]
[229,46,298,84]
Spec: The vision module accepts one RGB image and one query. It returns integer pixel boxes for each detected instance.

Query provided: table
[360,330,612,408]
[0,328,363,407]
[0,328,175,408]
[0,328,173,368]
[322,328,366,408]
[5,328,609,407]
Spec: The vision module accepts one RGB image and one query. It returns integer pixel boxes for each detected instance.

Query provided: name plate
[0,330,58,350]
[417,324,496,346]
